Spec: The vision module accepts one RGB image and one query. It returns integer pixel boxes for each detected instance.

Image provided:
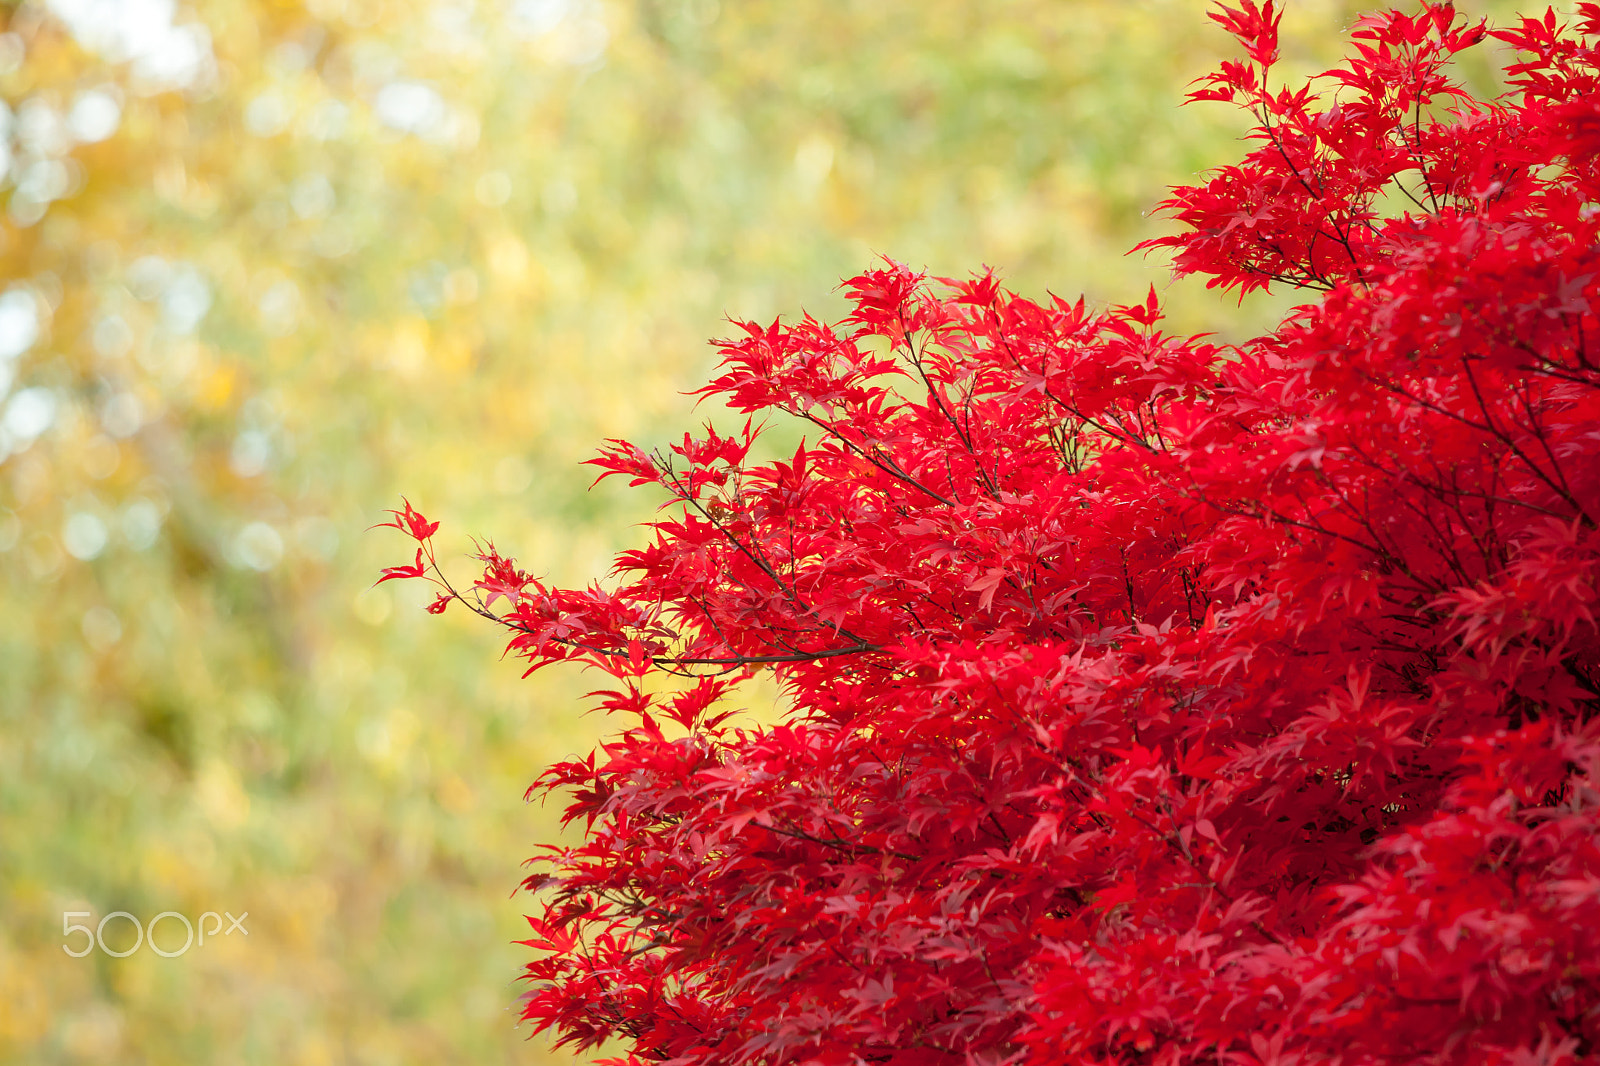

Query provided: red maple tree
[382,3,1600,1062]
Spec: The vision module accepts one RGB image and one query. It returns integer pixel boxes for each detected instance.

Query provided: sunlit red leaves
[381,4,1600,1064]
[374,496,439,542]
[375,548,428,586]
[1143,1,1496,296]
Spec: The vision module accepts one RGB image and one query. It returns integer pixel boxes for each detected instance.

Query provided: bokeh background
[0,0,1548,1062]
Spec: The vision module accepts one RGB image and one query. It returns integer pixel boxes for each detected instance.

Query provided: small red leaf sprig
[372,499,447,613]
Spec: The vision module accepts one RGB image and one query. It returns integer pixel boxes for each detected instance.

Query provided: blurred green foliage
[0,0,1548,1062]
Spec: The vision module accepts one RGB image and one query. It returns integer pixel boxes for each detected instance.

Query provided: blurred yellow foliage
[0,0,1550,1062]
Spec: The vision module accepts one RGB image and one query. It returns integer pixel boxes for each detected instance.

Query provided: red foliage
[383,4,1600,1063]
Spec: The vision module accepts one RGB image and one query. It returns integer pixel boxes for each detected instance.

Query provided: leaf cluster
[385,4,1600,1063]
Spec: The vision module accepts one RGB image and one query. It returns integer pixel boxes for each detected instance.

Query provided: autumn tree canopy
[388,3,1600,1062]
[4,2,1239,1061]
